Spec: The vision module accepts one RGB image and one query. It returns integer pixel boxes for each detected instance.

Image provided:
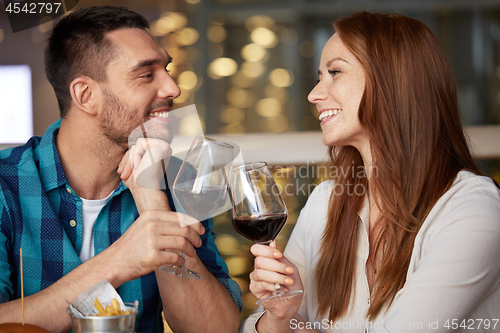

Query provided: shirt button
[69,220,77,227]
[67,188,73,194]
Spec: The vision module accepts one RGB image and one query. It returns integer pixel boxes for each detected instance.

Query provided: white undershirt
[79,192,113,262]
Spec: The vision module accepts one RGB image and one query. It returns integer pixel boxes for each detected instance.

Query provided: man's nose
[158,72,181,100]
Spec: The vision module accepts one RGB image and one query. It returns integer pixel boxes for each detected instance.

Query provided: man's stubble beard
[100,89,174,151]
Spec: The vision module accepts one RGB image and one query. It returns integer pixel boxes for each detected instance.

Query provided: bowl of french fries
[67,298,139,333]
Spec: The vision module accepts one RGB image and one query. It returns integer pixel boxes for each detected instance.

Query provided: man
[0,6,241,332]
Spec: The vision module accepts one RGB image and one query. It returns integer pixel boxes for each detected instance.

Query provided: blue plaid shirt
[0,120,242,332]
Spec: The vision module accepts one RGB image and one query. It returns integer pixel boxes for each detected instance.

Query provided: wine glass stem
[273,283,285,297]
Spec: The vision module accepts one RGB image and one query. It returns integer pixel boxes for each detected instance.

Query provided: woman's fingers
[251,243,283,259]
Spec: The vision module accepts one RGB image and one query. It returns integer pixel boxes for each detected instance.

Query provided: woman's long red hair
[314,12,481,320]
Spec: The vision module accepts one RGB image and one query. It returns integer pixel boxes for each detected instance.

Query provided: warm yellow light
[300,40,315,58]
[177,71,198,90]
[245,15,275,31]
[0,29,4,44]
[250,27,277,48]
[185,0,201,4]
[269,68,294,87]
[241,44,267,62]
[256,98,282,117]
[155,17,176,35]
[175,89,191,104]
[163,12,188,31]
[224,123,245,134]
[207,25,227,43]
[240,62,265,78]
[225,257,249,276]
[165,47,187,65]
[265,85,289,103]
[267,114,289,133]
[221,107,245,124]
[226,88,251,107]
[208,57,238,78]
[177,27,199,46]
[179,113,204,135]
[214,234,240,255]
[231,71,254,88]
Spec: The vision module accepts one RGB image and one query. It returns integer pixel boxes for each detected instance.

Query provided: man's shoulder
[0,136,42,170]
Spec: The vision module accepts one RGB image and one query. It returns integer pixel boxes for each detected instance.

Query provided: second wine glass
[229,162,303,304]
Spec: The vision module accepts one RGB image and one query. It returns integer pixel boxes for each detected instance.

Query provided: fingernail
[274,251,282,258]
[285,267,294,274]
[285,278,293,285]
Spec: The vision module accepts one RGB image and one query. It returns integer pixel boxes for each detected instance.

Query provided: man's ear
[69,77,99,116]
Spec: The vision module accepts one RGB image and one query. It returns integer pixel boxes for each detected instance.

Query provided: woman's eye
[328,69,340,76]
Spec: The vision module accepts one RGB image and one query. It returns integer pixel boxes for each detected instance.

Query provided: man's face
[98,28,181,149]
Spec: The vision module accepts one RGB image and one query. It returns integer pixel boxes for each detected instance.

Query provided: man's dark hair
[45,6,149,118]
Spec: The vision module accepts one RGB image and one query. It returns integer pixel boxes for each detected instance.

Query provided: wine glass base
[256,289,303,305]
[160,265,202,279]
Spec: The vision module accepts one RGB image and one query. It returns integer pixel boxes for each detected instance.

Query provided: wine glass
[229,162,303,304]
[162,136,234,279]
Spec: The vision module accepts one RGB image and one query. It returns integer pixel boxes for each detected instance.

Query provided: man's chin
[127,123,173,148]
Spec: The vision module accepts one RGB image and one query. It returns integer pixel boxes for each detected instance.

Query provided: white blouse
[240,171,500,332]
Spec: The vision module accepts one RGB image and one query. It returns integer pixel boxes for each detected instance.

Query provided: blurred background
[1,0,500,330]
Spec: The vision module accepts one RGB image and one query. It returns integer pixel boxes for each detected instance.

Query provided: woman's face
[308,33,369,152]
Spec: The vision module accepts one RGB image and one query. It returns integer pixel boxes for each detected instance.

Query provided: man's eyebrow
[128,57,172,73]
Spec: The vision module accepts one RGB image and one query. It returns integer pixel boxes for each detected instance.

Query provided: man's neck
[56,118,125,200]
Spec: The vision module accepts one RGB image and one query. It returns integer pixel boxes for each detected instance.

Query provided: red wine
[232,213,287,244]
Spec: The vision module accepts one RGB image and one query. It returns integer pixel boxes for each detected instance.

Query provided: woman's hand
[250,241,303,321]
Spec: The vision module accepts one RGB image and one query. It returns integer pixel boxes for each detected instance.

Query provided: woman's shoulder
[420,170,500,235]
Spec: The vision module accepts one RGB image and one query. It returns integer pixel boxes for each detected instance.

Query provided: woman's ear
[69,77,99,116]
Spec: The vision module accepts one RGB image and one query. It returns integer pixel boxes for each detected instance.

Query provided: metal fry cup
[67,301,139,333]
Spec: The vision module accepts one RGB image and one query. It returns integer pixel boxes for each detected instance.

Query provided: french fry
[92,298,133,316]
[94,298,105,314]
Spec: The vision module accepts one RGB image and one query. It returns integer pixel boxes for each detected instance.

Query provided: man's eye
[140,73,153,79]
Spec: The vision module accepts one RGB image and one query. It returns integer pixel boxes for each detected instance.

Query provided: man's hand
[118,138,171,191]
[100,209,204,286]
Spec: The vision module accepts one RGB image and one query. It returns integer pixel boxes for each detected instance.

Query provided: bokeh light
[269,68,294,87]
[231,72,255,88]
[214,234,241,256]
[176,27,199,46]
[177,71,198,90]
[241,44,267,62]
[250,27,277,48]
[175,89,191,104]
[179,113,204,134]
[208,57,238,78]
[245,15,275,31]
[226,88,252,107]
[221,107,245,124]
[240,62,265,78]
[256,98,282,117]
[265,114,289,133]
[265,85,289,103]
[0,29,3,44]
[207,25,227,43]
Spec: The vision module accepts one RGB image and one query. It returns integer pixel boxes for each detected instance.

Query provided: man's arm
[129,184,241,332]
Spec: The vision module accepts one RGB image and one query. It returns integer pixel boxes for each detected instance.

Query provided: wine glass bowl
[229,162,303,304]
[162,136,234,279]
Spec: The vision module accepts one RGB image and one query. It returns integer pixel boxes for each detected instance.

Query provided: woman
[240,11,500,333]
